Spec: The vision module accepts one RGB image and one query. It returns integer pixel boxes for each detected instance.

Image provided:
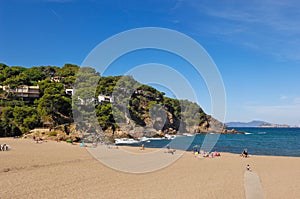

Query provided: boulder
[128,127,144,138]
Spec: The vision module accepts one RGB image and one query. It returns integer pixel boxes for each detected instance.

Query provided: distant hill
[226,120,294,128]
[226,120,268,127]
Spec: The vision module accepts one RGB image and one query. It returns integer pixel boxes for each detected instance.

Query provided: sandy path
[244,171,264,199]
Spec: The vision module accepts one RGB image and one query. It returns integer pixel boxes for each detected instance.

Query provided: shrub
[49,131,57,136]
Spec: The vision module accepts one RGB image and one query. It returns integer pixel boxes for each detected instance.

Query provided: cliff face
[76,75,241,140]
[102,114,240,139]
[97,82,238,138]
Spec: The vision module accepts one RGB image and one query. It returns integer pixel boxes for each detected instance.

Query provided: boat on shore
[114,138,140,144]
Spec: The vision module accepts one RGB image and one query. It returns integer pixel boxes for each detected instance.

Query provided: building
[98,94,114,103]
[77,96,97,105]
[0,85,40,98]
[51,76,61,82]
[65,88,74,96]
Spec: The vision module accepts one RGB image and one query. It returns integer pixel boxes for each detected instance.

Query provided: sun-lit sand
[0,137,299,199]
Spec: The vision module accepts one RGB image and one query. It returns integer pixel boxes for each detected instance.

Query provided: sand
[0,137,299,199]
[244,171,264,199]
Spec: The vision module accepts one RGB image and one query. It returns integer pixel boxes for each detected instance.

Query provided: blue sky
[1,0,300,125]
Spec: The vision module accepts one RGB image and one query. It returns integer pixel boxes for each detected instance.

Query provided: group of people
[194,150,221,158]
[0,144,9,151]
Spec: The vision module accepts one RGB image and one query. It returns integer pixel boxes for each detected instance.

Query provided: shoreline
[118,145,300,158]
[1,137,300,158]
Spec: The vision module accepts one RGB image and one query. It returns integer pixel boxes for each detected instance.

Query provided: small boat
[114,138,140,144]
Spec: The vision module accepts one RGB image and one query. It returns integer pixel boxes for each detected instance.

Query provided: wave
[244,132,252,135]
[138,137,151,142]
[182,133,194,137]
[165,134,176,140]
[258,132,267,135]
[148,137,165,141]
[138,137,149,142]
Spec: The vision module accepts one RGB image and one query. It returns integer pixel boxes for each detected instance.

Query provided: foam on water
[257,132,267,134]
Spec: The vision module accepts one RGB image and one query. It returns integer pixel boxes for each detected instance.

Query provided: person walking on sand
[141,144,145,150]
[246,164,251,171]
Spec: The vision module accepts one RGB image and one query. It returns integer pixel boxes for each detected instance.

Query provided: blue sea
[118,128,300,157]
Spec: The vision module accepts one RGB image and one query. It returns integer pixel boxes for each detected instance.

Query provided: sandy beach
[0,137,299,199]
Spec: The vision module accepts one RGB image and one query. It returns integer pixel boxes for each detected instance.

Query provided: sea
[116,128,300,157]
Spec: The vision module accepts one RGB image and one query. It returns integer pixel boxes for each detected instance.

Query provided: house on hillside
[65,88,74,96]
[51,76,61,82]
[77,96,97,105]
[98,94,114,103]
[0,85,40,99]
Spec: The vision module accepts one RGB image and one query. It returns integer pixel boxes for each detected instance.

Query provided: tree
[73,67,101,138]
[21,67,47,85]
[0,107,22,137]
[0,63,8,85]
[58,63,79,77]
[37,82,72,125]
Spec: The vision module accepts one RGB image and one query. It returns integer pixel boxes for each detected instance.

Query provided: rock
[114,130,129,138]
[70,134,81,142]
[104,127,114,137]
[143,128,157,137]
[223,128,244,134]
[156,130,164,136]
[129,127,144,138]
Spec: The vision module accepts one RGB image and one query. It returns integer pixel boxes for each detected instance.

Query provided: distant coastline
[226,120,300,128]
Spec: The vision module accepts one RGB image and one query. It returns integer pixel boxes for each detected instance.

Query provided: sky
[1,0,300,125]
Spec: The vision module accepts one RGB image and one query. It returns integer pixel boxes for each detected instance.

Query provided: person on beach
[203,151,209,158]
[241,148,248,158]
[246,164,251,171]
[194,151,198,157]
[213,151,221,157]
[1,144,8,151]
[141,144,145,150]
[165,144,175,154]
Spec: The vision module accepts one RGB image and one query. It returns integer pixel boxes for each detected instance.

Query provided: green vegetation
[0,63,79,137]
[0,63,209,137]
[49,131,58,136]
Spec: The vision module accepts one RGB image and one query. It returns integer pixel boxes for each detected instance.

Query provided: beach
[0,138,299,199]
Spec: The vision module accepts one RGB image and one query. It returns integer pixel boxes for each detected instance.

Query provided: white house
[51,76,61,82]
[65,88,74,95]
[1,85,39,98]
[98,94,114,103]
